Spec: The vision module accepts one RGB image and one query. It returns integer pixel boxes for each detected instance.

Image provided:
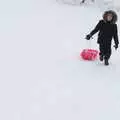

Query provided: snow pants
[99,43,112,60]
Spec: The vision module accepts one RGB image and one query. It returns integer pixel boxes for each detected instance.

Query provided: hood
[103,10,118,24]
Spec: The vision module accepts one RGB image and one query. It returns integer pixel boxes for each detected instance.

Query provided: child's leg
[99,44,105,61]
[104,45,112,60]
[104,44,112,65]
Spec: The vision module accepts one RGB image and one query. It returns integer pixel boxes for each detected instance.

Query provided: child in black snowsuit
[86,10,119,65]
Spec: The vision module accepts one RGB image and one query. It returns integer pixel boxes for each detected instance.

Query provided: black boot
[99,55,104,61]
[104,59,109,66]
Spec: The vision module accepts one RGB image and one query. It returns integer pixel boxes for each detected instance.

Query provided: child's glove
[114,44,118,50]
[86,34,92,40]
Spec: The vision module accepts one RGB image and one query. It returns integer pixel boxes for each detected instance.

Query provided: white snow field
[0,0,120,120]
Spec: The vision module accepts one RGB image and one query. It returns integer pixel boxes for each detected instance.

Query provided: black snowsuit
[90,19,119,59]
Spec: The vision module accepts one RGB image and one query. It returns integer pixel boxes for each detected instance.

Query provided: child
[86,10,119,65]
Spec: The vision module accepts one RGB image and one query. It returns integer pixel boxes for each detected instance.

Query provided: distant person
[80,0,94,4]
[86,10,119,66]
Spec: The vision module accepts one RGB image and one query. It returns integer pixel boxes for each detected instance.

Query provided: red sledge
[80,49,99,61]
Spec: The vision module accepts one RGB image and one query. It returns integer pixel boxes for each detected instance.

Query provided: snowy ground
[0,0,120,120]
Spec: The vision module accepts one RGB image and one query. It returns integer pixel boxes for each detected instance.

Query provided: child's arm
[113,24,119,46]
[86,20,102,40]
[90,20,102,36]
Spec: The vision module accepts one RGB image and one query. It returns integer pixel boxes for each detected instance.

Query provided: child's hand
[114,44,118,50]
[86,34,91,40]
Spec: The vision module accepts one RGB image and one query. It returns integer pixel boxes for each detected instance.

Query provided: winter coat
[89,10,119,46]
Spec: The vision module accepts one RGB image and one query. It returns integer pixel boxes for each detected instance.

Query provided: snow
[113,0,120,6]
[0,0,120,120]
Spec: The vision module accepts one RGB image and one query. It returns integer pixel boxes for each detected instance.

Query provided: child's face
[107,14,113,21]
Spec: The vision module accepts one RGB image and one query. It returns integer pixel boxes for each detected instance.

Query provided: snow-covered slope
[0,0,120,120]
